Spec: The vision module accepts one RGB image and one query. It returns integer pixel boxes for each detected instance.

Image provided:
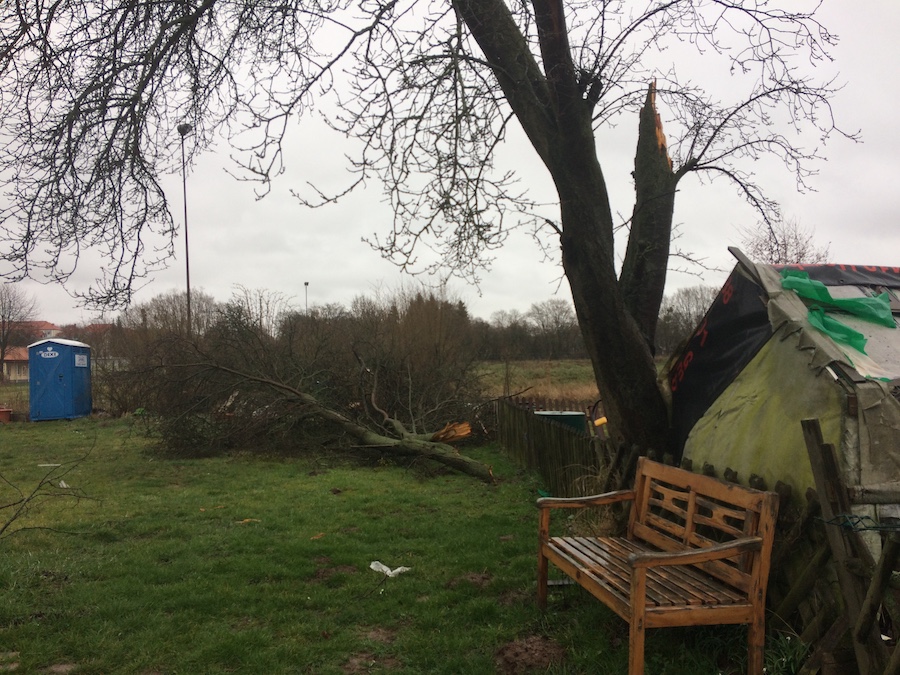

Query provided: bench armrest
[627,536,763,569]
[537,489,635,510]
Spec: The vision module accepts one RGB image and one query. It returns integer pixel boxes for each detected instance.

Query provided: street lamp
[177,122,193,335]
[304,281,309,314]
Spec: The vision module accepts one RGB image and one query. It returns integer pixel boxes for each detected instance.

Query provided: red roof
[2,347,28,362]
[17,320,60,331]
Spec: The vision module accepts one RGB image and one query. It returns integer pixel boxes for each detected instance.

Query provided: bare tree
[0,284,39,383]
[0,1,852,450]
[526,298,579,359]
[230,286,293,338]
[656,285,720,355]
[739,217,831,265]
[119,289,220,336]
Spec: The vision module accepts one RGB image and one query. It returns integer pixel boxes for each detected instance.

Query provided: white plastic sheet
[369,561,411,577]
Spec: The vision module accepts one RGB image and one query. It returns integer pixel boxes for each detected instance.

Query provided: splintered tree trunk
[619,82,679,351]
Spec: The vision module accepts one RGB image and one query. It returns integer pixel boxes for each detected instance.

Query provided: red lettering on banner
[670,351,694,392]
[721,280,734,305]
[695,317,709,347]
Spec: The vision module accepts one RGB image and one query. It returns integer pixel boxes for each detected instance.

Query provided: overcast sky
[17,2,900,327]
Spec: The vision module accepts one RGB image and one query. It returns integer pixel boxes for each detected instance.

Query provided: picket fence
[495,397,610,498]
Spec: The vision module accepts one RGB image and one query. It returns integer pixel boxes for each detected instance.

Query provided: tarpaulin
[780,269,895,327]
[669,267,773,452]
[806,306,868,354]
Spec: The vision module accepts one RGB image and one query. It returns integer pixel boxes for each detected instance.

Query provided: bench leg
[628,614,645,675]
[537,548,548,610]
[747,616,765,674]
[629,568,648,675]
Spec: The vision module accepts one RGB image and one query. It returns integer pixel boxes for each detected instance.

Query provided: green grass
[0,417,752,674]
[0,381,28,411]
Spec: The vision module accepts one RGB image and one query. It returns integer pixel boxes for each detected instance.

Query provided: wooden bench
[538,457,779,674]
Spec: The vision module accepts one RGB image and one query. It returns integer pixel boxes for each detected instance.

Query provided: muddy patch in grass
[361,627,397,644]
[495,635,566,674]
[341,651,402,674]
[446,571,492,588]
[311,556,359,582]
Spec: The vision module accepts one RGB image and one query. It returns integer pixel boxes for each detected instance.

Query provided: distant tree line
[3,282,724,389]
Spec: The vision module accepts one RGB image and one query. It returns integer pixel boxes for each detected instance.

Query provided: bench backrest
[627,457,779,595]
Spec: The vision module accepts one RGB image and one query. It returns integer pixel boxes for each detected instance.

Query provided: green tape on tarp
[780,269,896,328]
[807,306,868,354]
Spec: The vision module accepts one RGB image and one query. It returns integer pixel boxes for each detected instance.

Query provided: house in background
[1,346,30,383]
[14,320,62,341]
[2,321,62,383]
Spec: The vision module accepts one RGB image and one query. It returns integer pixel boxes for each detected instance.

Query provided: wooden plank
[554,537,686,608]
[585,539,675,606]
[630,521,752,592]
[848,482,900,505]
[854,531,900,643]
[801,418,888,675]
[643,602,754,628]
[797,615,849,675]
[640,459,771,511]
[602,538,709,606]
[772,543,832,630]
[541,543,631,618]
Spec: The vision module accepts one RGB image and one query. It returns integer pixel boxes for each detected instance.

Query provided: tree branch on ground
[1,457,91,542]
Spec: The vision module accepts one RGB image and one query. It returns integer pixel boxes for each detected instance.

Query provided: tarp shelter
[29,339,92,421]
[668,249,900,523]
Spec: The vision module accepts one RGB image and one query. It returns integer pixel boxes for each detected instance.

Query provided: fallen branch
[184,360,496,483]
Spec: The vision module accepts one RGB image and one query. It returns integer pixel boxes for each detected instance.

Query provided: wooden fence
[496,397,609,497]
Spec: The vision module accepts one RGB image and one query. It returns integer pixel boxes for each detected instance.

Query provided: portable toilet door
[29,339,92,421]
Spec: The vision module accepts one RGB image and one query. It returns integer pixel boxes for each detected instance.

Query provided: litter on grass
[369,561,411,577]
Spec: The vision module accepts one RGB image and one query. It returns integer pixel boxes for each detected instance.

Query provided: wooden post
[537,506,550,610]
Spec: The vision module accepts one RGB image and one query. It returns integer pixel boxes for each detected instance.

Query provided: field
[478,360,600,402]
[0,416,757,674]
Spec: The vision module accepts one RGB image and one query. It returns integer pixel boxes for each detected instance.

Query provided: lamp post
[177,122,193,335]
[304,281,309,314]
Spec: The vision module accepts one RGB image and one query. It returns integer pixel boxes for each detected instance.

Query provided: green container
[534,411,587,433]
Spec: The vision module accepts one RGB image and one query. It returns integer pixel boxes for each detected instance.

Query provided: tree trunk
[455,0,671,451]
[557,179,671,453]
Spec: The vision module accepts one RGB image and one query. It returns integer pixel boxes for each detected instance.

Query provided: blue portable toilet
[29,339,92,421]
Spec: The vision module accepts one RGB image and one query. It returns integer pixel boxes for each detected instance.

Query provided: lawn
[0,417,749,674]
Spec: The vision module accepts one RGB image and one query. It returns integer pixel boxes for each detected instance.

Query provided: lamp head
[177,123,193,137]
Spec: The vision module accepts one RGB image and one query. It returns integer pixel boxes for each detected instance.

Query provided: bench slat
[546,536,749,607]
[590,538,697,606]
[631,521,753,593]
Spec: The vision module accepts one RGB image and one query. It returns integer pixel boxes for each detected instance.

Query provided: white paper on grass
[369,561,411,577]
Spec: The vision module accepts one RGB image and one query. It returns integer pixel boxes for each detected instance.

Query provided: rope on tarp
[820,514,900,532]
